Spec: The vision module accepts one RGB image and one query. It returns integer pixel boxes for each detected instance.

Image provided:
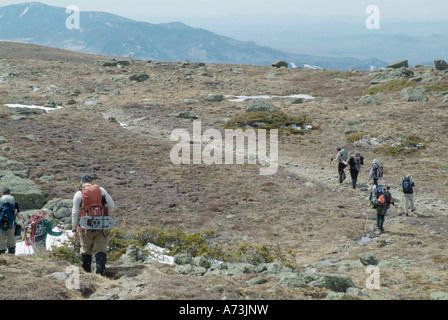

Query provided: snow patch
[5,104,63,113]
[16,229,71,255]
[225,94,314,102]
[16,229,175,265]
[20,4,34,18]
[304,64,322,70]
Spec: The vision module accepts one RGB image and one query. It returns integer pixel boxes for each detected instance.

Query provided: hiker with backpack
[333,148,349,184]
[0,188,24,255]
[71,174,115,276]
[368,159,383,187]
[25,209,63,254]
[347,152,364,189]
[401,174,416,216]
[373,184,395,233]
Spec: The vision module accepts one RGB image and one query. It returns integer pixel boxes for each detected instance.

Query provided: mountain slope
[0,2,386,70]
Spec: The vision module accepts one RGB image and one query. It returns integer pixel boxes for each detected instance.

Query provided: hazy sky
[2,0,448,22]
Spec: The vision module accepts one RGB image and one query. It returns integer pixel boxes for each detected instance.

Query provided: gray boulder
[326,292,350,300]
[434,59,448,70]
[175,264,207,276]
[387,60,409,69]
[94,59,119,67]
[359,253,381,266]
[120,245,144,263]
[284,98,303,105]
[430,292,448,300]
[357,95,382,106]
[278,273,305,288]
[245,100,280,113]
[302,271,356,292]
[0,170,45,210]
[129,73,150,82]
[174,253,193,265]
[272,60,288,68]
[401,87,428,102]
[196,254,212,269]
[206,94,225,102]
[170,111,198,119]
[370,67,414,85]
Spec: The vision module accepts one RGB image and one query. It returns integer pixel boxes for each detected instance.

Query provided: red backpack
[24,214,45,246]
[80,185,109,218]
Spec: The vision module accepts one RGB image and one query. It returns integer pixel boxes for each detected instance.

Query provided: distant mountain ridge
[0,2,387,70]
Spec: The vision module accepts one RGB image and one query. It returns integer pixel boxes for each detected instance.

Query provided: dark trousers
[350,169,359,189]
[338,163,347,184]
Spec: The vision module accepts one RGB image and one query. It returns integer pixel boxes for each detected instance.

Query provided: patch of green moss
[224,111,315,135]
[231,243,275,264]
[131,227,224,260]
[422,82,448,92]
[345,132,365,143]
[48,236,81,264]
[365,79,415,95]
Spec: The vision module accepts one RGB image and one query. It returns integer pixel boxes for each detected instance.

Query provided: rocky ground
[1,42,448,302]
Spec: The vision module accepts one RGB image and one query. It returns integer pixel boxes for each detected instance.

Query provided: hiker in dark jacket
[348,152,360,189]
[401,174,416,216]
[376,185,395,232]
[0,188,24,255]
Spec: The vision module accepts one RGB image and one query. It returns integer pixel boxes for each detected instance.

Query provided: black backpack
[402,177,412,194]
[355,153,364,171]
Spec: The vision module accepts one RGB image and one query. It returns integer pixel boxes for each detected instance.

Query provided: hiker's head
[407,174,412,179]
[372,159,378,165]
[81,174,93,186]
[1,187,10,196]
[337,147,341,152]
[41,209,51,219]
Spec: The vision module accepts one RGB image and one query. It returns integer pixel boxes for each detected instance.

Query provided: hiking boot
[81,254,92,273]
[411,208,416,212]
[95,252,107,276]
[0,250,5,255]
[7,247,15,254]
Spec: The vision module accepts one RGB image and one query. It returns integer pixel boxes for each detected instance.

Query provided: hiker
[401,174,416,216]
[375,184,395,233]
[0,188,24,255]
[333,148,348,184]
[71,174,114,275]
[29,209,63,254]
[368,159,383,187]
[347,152,363,189]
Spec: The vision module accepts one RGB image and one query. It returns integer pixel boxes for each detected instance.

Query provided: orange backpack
[81,185,109,217]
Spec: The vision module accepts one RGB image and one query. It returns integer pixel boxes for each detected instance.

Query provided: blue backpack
[0,202,15,232]
[402,178,412,194]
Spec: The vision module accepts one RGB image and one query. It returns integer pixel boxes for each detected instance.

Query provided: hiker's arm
[45,220,63,237]
[71,191,82,230]
[15,203,25,223]
[101,187,115,211]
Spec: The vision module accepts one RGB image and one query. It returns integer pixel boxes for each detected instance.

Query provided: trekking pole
[364,211,369,234]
